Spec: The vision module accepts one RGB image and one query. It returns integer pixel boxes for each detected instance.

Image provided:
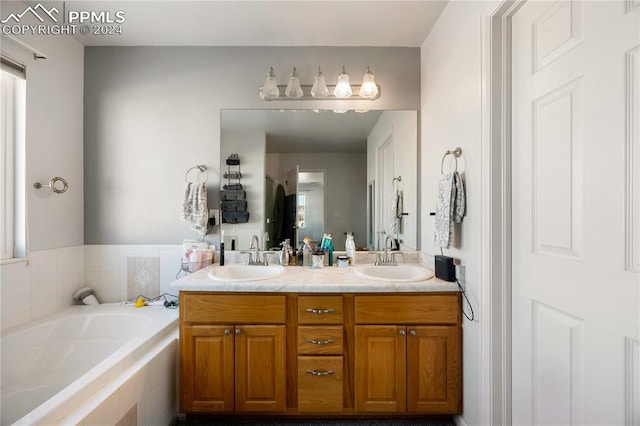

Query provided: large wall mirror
[220,110,418,252]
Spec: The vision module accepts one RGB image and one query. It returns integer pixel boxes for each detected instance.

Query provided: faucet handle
[262,253,269,266]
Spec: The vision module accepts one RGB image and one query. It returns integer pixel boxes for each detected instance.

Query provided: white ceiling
[60,1,447,47]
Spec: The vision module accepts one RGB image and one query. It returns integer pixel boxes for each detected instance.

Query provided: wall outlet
[209,209,220,226]
[455,265,465,289]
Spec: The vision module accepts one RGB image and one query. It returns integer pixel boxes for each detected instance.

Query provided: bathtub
[1,303,179,425]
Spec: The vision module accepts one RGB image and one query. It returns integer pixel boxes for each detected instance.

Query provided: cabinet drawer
[297,326,344,355]
[298,296,343,324]
[355,294,459,325]
[298,356,344,412]
[182,293,286,324]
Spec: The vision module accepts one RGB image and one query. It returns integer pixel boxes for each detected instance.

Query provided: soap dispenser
[279,239,291,266]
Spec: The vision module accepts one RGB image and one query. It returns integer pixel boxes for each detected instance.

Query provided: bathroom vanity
[172,263,461,418]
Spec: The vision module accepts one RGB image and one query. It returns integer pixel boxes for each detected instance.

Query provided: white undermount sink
[355,265,434,282]
[208,264,286,282]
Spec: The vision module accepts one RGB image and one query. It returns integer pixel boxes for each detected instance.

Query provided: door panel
[512,2,639,425]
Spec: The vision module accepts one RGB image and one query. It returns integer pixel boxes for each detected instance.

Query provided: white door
[512,1,639,425]
[378,135,395,249]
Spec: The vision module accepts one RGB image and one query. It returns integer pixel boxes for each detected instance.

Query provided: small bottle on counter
[220,230,225,266]
[345,232,356,265]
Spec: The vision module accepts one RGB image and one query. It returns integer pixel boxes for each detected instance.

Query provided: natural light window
[1,55,26,260]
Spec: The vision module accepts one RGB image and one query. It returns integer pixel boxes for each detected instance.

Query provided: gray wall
[84,46,420,244]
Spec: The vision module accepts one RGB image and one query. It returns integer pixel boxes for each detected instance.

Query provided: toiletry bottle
[297,244,304,266]
[346,232,356,265]
[279,239,290,266]
[328,240,334,266]
[220,231,225,265]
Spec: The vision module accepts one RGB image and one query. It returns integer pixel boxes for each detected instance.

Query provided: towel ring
[34,177,68,194]
[392,176,402,191]
[440,147,462,174]
[185,165,208,184]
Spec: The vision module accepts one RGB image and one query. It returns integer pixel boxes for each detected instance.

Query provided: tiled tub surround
[0,245,185,332]
[0,246,86,331]
[1,304,178,425]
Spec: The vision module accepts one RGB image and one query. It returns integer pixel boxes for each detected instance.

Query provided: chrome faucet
[375,235,398,266]
[248,235,267,265]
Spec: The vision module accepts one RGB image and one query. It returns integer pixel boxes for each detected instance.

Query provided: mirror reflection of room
[220,110,417,252]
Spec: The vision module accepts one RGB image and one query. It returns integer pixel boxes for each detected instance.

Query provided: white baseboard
[454,414,470,426]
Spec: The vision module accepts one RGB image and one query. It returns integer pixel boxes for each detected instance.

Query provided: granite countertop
[170,259,459,293]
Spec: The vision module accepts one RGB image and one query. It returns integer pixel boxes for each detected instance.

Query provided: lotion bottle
[345,232,356,265]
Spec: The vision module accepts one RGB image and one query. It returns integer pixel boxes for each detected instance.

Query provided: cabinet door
[406,326,461,413]
[234,325,286,412]
[354,325,406,413]
[181,325,235,412]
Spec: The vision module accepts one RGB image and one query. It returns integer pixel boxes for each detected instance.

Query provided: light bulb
[359,66,379,98]
[333,66,352,99]
[260,67,279,100]
[285,67,304,98]
[311,67,330,98]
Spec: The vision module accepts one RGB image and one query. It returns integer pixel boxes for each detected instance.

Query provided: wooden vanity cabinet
[179,291,461,417]
[354,294,462,414]
[180,293,287,413]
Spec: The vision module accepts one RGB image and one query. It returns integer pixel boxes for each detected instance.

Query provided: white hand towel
[434,172,466,248]
[434,173,455,248]
[180,182,208,235]
[453,172,466,223]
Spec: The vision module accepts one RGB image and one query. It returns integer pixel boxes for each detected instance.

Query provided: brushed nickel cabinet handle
[305,369,335,377]
[306,308,336,315]
[235,329,242,335]
[224,329,231,335]
[409,330,417,336]
[306,338,335,345]
[398,329,406,336]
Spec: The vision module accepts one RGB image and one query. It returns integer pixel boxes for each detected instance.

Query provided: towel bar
[185,165,208,184]
[440,147,462,174]
[33,177,68,194]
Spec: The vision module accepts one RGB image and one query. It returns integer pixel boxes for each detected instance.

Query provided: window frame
[1,54,26,261]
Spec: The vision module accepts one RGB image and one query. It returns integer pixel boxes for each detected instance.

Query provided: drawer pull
[306,308,336,315]
[306,369,335,377]
[305,338,335,346]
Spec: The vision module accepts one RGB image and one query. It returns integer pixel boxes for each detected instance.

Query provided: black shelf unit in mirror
[221,154,249,224]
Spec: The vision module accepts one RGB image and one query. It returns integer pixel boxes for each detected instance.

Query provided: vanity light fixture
[260,67,280,100]
[285,67,304,98]
[358,66,379,99]
[259,66,380,101]
[310,67,329,98]
[333,66,353,99]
